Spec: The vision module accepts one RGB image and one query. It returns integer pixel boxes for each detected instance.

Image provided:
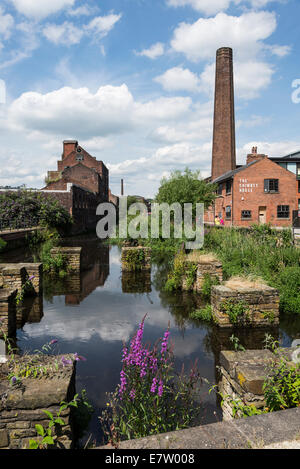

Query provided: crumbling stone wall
[0,355,76,449]
[50,247,82,273]
[218,347,298,421]
[211,284,280,327]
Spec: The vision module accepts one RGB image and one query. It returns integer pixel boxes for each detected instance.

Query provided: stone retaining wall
[211,284,280,327]
[0,355,76,449]
[0,290,17,338]
[50,247,82,273]
[0,263,43,296]
[121,247,151,272]
[218,347,298,420]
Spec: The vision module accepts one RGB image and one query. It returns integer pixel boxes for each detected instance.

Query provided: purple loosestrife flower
[49,339,58,345]
[161,330,170,357]
[74,352,87,362]
[119,369,127,399]
[29,275,35,281]
[129,388,136,401]
[150,377,157,393]
[61,356,73,366]
[158,379,164,397]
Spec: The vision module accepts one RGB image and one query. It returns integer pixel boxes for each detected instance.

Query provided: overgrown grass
[204,225,300,315]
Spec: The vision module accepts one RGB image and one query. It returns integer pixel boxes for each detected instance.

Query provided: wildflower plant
[100,316,203,445]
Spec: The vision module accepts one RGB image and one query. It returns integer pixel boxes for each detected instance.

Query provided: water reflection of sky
[6,240,300,446]
[12,244,219,444]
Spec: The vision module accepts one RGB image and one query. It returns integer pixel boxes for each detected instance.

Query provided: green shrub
[0,190,72,231]
[201,274,220,300]
[190,305,212,322]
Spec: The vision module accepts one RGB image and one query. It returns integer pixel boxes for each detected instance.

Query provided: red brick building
[206,147,300,227]
[42,140,115,233]
[205,47,300,228]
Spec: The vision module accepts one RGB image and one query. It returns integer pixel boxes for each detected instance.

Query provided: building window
[225,180,231,194]
[264,179,279,193]
[217,183,223,195]
[241,210,252,219]
[297,164,300,180]
[277,205,290,219]
[225,206,232,219]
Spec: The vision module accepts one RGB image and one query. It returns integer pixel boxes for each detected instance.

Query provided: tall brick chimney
[211,47,236,180]
[62,140,78,159]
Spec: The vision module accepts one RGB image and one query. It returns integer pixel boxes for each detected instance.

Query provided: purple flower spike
[158,379,163,397]
[49,339,58,345]
[74,352,87,362]
[61,356,73,366]
[150,377,157,393]
[29,275,35,281]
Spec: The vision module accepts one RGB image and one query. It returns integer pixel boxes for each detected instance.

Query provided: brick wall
[209,158,298,227]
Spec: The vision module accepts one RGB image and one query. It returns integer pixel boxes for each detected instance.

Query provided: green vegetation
[220,299,250,326]
[31,229,69,277]
[204,225,300,316]
[0,237,6,251]
[0,190,72,231]
[100,318,203,445]
[219,336,300,418]
[123,248,145,272]
[156,167,217,213]
[201,274,220,300]
[190,305,213,322]
[164,250,186,291]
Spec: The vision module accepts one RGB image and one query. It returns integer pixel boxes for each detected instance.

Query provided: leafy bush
[190,305,213,322]
[0,190,72,230]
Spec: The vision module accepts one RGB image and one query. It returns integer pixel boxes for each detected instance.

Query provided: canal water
[1,235,300,446]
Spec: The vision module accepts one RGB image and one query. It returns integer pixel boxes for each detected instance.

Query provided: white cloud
[136,42,165,59]
[42,13,122,47]
[43,21,84,46]
[0,7,14,40]
[154,67,200,92]
[10,0,76,20]
[134,96,192,121]
[67,5,98,17]
[166,0,231,15]
[8,84,135,137]
[170,11,277,62]
[198,59,274,100]
[85,13,122,39]
[265,44,292,57]
[166,0,286,15]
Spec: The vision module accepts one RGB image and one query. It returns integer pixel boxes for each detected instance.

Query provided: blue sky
[0,0,299,197]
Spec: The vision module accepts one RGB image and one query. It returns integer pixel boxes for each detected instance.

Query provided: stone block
[121,247,151,272]
[211,282,280,328]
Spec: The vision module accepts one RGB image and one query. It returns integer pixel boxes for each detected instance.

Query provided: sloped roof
[211,160,259,184]
[270,150,300,161]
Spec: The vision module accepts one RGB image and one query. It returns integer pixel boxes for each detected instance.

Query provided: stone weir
[0,354,76,449]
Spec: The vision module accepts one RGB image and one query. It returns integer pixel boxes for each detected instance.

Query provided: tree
[155,168,217,210]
